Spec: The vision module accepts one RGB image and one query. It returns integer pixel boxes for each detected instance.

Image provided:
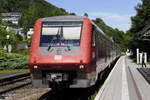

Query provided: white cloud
[88,12,134,31]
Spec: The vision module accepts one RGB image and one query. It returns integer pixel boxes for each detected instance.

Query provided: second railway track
[0,72,31,95]
[137,67,150,84]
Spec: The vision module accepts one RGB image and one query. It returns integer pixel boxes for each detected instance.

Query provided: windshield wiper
[47,45,54,52]
[67,45,71,51]
[47,27,60,52]
[47,45,51,51]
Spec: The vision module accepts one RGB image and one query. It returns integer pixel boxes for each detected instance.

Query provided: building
[6,26,24,36]
[1,12,21,25]
[1,12,25,36]
[138,23,150,41]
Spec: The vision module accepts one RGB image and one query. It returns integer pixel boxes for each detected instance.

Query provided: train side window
[92,26,96,48]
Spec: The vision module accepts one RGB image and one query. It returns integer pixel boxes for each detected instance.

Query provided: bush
[0,53,29,70]
[0,49,7,58]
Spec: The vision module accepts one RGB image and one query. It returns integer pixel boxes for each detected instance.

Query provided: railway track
[38,60,118,100]
[137,67,150,84]
[39,67,114,100]
[0,72,31,95]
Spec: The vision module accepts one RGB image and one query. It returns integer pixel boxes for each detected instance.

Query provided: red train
[29,16,120,88]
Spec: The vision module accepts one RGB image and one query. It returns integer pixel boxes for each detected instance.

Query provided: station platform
[95,56,150,100]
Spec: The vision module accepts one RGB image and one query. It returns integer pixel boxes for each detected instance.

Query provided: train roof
[42,15,84,22]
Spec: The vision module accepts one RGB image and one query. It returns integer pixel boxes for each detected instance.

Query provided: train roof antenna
[84,13,88,17]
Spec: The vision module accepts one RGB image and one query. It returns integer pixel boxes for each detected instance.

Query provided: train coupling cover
[46,73,69,82]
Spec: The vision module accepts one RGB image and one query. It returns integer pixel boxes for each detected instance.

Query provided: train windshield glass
[40,22,82,47]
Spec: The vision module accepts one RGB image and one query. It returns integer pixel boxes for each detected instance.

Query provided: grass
[0,85,16,89]
[135,62,150,65]
[0,69,29,74]
[147,62,150,65]
[88,91,98,100]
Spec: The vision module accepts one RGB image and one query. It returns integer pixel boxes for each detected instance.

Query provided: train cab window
[42,27,59,35]
[63,27,81,40]
[40,22,82,47]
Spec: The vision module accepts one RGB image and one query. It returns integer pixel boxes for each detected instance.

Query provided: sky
[46,0,140,31]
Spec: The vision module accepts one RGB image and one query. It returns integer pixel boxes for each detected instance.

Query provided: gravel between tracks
[1,85,51,100]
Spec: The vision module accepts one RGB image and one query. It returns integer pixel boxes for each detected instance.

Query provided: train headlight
[33,65,38,69]
[79,65,84,69]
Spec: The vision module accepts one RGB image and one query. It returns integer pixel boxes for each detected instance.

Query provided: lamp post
[6,35,10,52]
[6,35,11,53]
[137,48,139,63]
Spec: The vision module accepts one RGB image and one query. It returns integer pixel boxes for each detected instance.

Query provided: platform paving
[95,56,150,100]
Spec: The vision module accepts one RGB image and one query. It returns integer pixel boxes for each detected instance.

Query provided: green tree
[0,27,8,47]
[128,0,150,56]
[130,0,150,35]
[0,26,23,51]
[120,32,134,51]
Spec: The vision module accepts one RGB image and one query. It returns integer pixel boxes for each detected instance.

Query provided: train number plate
[54,55,62,60]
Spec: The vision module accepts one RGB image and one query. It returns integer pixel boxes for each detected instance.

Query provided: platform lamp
[6,35,10,52]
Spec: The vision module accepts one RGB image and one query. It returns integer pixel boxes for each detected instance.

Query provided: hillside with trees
[0,0,69,32]
[93,18,125,51]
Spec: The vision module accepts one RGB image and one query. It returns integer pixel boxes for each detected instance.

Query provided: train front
[29,16,96,88]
